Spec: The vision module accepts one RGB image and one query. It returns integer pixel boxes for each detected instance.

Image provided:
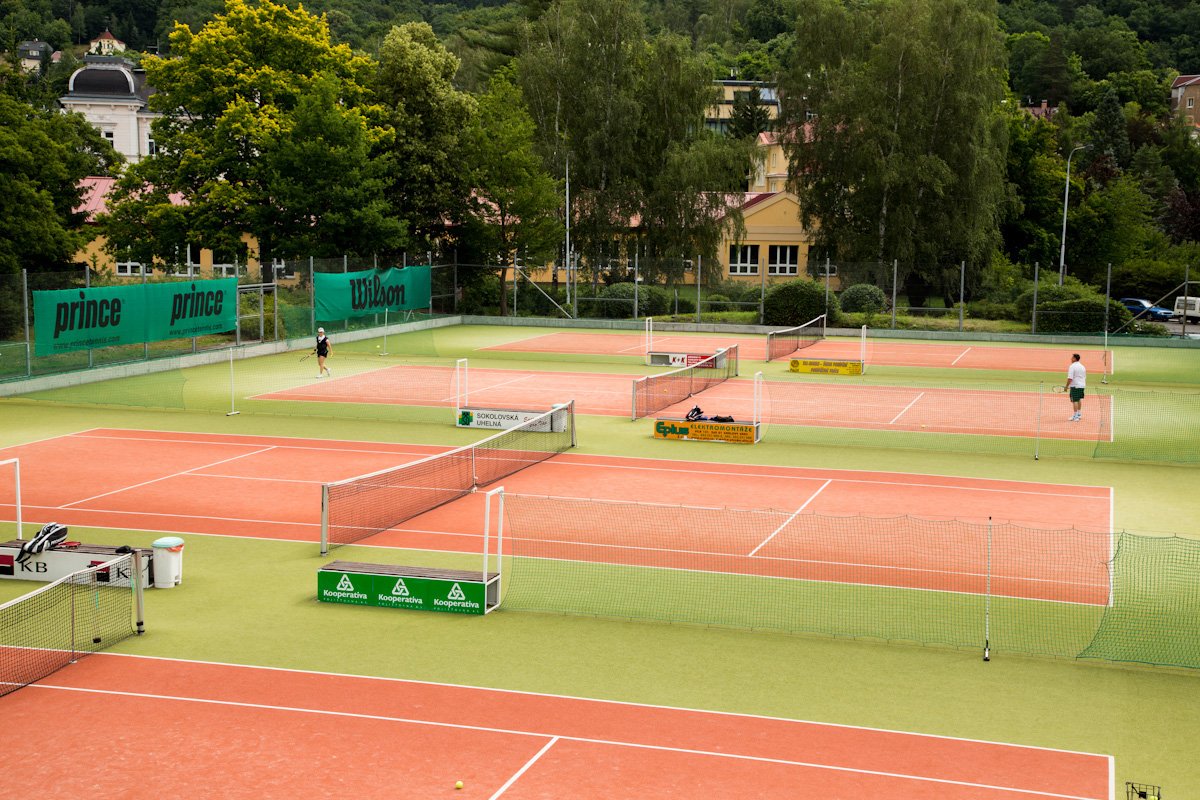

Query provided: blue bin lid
[152,536,185,548]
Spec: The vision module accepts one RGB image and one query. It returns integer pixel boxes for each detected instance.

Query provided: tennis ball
[455,781,464,790]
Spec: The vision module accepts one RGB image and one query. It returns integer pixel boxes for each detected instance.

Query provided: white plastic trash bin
[152,536,185,588]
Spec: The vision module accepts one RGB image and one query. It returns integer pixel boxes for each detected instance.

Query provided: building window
[1189,97,1196,109]
[147,138,157,155]
[102,130,114,143]
[115,260,144,276]
[272,258,295,280]
[729,244,759,275]
[768,245,799,276]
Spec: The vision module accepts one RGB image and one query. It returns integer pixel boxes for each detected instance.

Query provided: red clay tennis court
[2,653,1113,799]
[257,363,1111,439]
[482,330,1109,373]
[2,429,1113,604]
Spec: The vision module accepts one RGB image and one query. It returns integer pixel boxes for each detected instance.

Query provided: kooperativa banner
[33,279,237,356]
[314,266,431,321]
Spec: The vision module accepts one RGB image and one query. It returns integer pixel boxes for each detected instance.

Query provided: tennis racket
[1052,385,1067,393]
[300,351,314,363]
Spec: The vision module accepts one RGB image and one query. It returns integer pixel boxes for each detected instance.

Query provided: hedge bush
[763,279,837,327]
[840,283,887,314]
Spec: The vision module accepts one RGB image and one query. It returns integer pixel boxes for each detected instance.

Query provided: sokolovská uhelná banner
[32,279,237,356]
[314,266,431,320]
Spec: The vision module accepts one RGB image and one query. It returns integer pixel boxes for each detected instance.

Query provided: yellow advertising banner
[789,358,864,375]
[653,419,759,444]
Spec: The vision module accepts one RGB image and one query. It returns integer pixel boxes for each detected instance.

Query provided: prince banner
[33,279,236,356]
[314,266,431,321]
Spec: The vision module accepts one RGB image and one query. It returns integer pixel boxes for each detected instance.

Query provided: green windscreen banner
[33,279,237,356]
[314,266,431,321]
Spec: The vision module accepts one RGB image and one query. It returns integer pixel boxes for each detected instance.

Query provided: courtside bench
[317,560,500,615]
[652,418,760,444]
[0,539,154,585]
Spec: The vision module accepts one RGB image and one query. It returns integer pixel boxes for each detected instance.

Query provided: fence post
[634,248,639,319]
[84,264,93,368]
[1031,262,1039,335]
[21,269,31,376]
[958,260,966,332]
[1103,262,1112,382]
[310,256,315,336]
[824,257,830,315]
[890,259,898,330]
[1183,262,1191,339]
[143,267,149,359]
[696,255,702,324]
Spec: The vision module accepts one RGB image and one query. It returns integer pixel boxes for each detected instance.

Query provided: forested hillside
[3,0,1200,322]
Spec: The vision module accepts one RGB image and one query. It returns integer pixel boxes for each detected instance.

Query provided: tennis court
[483,330,1109,372]
[1,428,1112,604]
[0,654,1113,799]
[254,362,1110,440]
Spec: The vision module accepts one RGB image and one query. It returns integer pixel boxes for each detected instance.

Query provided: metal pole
[310,256,315,335]
[634,248,639,319]
[1031,262,1039,335]
[958,260,966,332]
[142,267,149,359]
[890,259,898,330]
[565,155,571,311]
[983,516,992,662]
[1059,145,1088,286]
[1103,262,1111,383]
[824,257,830,315]
[85,265,93,368]
[21,269,31,377]
[226,347,239,416]
[759,251,766,324]
[382,308,389,355]
[1034,382,1043,460]
[131,549,145,635]
[696,255,701,324]
[1184,262,1191,339]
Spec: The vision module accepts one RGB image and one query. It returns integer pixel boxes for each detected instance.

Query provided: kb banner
[314,266,431,320]
[33,279,237,356]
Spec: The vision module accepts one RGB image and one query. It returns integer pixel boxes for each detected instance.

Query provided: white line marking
[490,737,559,799]
[888,392,925,425]
[28,684,1107,799]
[61,446,277,507]
[950,347,972,365]
[748,480,831,556]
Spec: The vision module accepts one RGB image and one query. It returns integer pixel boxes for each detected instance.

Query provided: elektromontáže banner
[32,279,237,356]
[314,266,432,320]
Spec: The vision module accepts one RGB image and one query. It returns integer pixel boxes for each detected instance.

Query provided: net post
[1,458,22,539]
[860,325,868,374]
[130,550,145,635]
[820,313,826,339]
[566,401,577,447]
[1034,382,1043,460]
[320,484,330,555]
[631,377,640,421]
[226,347,240,416]
[753,371,763,442]
[984,520,993,662]
[455,358,469,415]
[731,344,739,377]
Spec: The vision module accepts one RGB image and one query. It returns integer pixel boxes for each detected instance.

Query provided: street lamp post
[1058,144,1089,286]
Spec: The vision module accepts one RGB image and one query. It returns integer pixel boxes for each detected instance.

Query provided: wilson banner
[314,266,431,320]
[33,279,237,356]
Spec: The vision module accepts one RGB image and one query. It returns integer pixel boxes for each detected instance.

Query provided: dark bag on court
[16,522,68,564]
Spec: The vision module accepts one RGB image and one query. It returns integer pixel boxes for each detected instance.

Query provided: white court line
[60,446,277,508]
[28,684,1107,800]
[64,428,1109,494]
[491,737,559,799]
[748,480,831,557]
[887,392,926,425]
[950,347,972,365]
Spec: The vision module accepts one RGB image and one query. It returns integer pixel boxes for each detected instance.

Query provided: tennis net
[765,315,825,362]
[320,401,576,553]
[632,345,739,420]
[0,554,144,699]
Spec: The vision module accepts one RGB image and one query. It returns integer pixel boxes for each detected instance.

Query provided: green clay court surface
[3,653,1113,799]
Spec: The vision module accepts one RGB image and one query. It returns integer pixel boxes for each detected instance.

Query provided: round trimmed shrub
[839,283,887,314]
[763,279,837,327]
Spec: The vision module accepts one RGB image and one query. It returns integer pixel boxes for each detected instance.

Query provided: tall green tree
[777,0,1008,302]
[519,1,752,283]
[373,22,477,255]
[108,0,396,273]
[462,68,562,314]
[727,85,772,139]
[0,95,119,277]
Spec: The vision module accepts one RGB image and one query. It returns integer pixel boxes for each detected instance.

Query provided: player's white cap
[317,327,324,332]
